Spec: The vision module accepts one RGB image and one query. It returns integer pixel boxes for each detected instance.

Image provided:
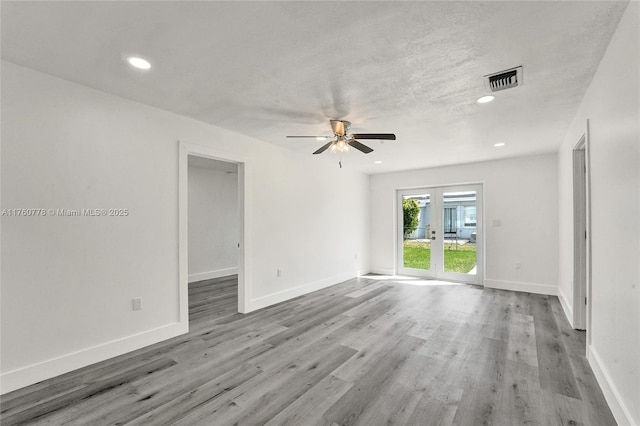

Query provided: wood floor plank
[254,314,356,373]
[404,388,463,426]
[1,358,176,425]
[344,281,388,298]
[418,318,481,361]
[450,337,509,426]
[33,383,140,426]
[322,335,425,426]
[0,276,617,426]
[332,317,417,383]
[548,299,618,425]
[506,312,539,367]
[349,382,420,426]
[123,363,264,426]
[531,295,582,399]
[220,345,357,426]
[263,375,353,426]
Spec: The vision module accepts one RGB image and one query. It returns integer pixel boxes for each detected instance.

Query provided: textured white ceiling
[1,1,629,174]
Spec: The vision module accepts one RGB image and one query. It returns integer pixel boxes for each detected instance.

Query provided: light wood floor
[1,275,616,426]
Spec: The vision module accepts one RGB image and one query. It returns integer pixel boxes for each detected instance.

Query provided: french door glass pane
[442,191,477,274]
[402,194,430,270]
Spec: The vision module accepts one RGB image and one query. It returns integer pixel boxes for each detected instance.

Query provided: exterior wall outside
[405,200,476,240]
[410,205,430,239]
[443,201,476,240]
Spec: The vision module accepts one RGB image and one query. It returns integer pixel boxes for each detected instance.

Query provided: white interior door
[397,184,483,285]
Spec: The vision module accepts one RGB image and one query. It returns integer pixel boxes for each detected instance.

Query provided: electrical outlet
[515,262,521,270]
[132,298,142,311]
[492,219,502,227]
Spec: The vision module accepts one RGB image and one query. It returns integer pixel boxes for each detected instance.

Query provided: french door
[397,184,483,284]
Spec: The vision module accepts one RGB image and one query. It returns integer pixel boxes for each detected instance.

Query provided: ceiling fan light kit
[286,119,396,167]
[330,137,350,153]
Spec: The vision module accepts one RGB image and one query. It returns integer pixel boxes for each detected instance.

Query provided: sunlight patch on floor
[363,274,464,286]
[363,274,419,281]
[392,279,464,287]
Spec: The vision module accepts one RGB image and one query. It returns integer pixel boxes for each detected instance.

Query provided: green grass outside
[403,240,476,273]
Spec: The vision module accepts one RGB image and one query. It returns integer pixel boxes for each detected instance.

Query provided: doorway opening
[573,134,590,332]
[187,156,239,322]
[179,142,248,332]
[397,184,483,285]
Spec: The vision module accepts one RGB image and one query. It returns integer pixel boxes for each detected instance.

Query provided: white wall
[557,3,639,425]
[0,61,370,393]
[188,161,238,282]
[245,144,370,304]
[370,153,558,295]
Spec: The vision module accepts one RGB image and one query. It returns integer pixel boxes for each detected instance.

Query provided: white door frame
[573,121,592,344]
[396,183,483,285]
[178,141,250,327]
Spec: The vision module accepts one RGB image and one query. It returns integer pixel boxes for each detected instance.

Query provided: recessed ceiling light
[494,142,505,147]
[126,56,151,70]
[477,95,495,104]
[374,160,382,164]
[316,136,327,141]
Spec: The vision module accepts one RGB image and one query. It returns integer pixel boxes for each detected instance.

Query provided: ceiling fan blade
[348,139,374,154]
[350,133,396,140]
[313,141,334,155]
[286,135,330,139]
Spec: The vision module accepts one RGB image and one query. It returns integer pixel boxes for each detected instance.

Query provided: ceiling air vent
[484,66,523,92]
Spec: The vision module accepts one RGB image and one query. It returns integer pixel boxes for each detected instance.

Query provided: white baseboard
[188,267,238,283]
[247,273,354,312]
[588,345,637,426]
[0,321,188,395]
[369,267,395,275]
[484,279,557,296]
[557,288,574,328]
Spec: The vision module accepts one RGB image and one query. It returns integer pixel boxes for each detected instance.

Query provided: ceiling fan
[286,119,396,155]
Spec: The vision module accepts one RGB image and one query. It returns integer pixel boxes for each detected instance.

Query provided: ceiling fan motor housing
[330,120,350,136]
